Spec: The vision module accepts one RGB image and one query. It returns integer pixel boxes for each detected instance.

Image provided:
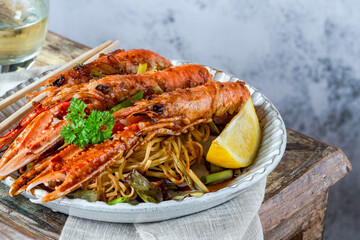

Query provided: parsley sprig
[61,98,116,148]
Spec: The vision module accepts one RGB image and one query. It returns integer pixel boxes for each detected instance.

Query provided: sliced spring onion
[110,91,144,113]
[209,163,224,173]
[90,70,106,79]
[171,191,204,201]
[131,91,144,100]
[137,63,148,74]
[107,196,137,205]
[110,99,132,113]
[200,170,233,185]
[74,190,99,202]
[208,122,220,135]
[153,85,164,94]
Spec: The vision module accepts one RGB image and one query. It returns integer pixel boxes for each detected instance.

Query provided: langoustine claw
[0,101,71,179]
[9,144,82,196]
[27,125,140,203]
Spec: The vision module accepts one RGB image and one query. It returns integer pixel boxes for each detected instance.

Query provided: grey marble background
[48,0,360,239]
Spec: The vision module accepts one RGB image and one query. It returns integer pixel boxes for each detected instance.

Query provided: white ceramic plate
[1,60,287,223]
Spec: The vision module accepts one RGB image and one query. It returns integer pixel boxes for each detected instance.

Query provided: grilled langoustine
[0,64,213,179]
[41,64,213,110]
[9,81,250,203]
[43,49,172,87]
[27,49,173,103]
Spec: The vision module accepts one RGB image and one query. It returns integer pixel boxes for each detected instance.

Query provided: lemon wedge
[206,98,261,168]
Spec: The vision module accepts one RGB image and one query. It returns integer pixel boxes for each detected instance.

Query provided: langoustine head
[43,49,173,88]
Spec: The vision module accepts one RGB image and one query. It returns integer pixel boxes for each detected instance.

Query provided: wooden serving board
[0,31,352,240]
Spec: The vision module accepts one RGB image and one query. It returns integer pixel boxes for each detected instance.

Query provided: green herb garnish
[86,110,115,144]
[61,98,116,148]
[65,98,87,121]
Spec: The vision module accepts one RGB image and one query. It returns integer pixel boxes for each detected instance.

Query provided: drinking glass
[0,0,49,73]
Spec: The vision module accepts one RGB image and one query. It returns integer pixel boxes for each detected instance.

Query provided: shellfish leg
[9,144,82,196]
[27,125,140,203]
[0,119,68,179]
[0,111,53,170]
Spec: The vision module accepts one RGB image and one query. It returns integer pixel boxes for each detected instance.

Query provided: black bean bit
[51,76,65,87]
[153,103,164,113]
[95,84,111,94]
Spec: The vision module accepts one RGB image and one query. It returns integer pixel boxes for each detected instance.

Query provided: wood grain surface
[0,31,351,240]
[260,129,351,239]
[34,31,90,67]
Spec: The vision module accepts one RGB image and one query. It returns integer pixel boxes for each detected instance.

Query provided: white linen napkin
[0,66,55,95]
[0,68,266,240]
[60,179,266,240]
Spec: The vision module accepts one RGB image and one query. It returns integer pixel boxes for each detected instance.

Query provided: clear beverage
[0,0,48,70]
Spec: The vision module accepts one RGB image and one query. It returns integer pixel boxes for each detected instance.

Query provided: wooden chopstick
[0,40,112,111]
[18,40,120,104]
[0,40,120,135]
[20,40,121,106]
[84,40,120,64]
[0,92,47,134]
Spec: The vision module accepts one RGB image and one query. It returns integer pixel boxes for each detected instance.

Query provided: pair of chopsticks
[0,40,120,134]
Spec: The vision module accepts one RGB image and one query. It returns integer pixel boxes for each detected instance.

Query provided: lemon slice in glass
[206,98,261,168]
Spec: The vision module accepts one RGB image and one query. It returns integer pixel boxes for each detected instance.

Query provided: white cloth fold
[60,179,266,240]
[0,66,55,96]
[0,68,266,240]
